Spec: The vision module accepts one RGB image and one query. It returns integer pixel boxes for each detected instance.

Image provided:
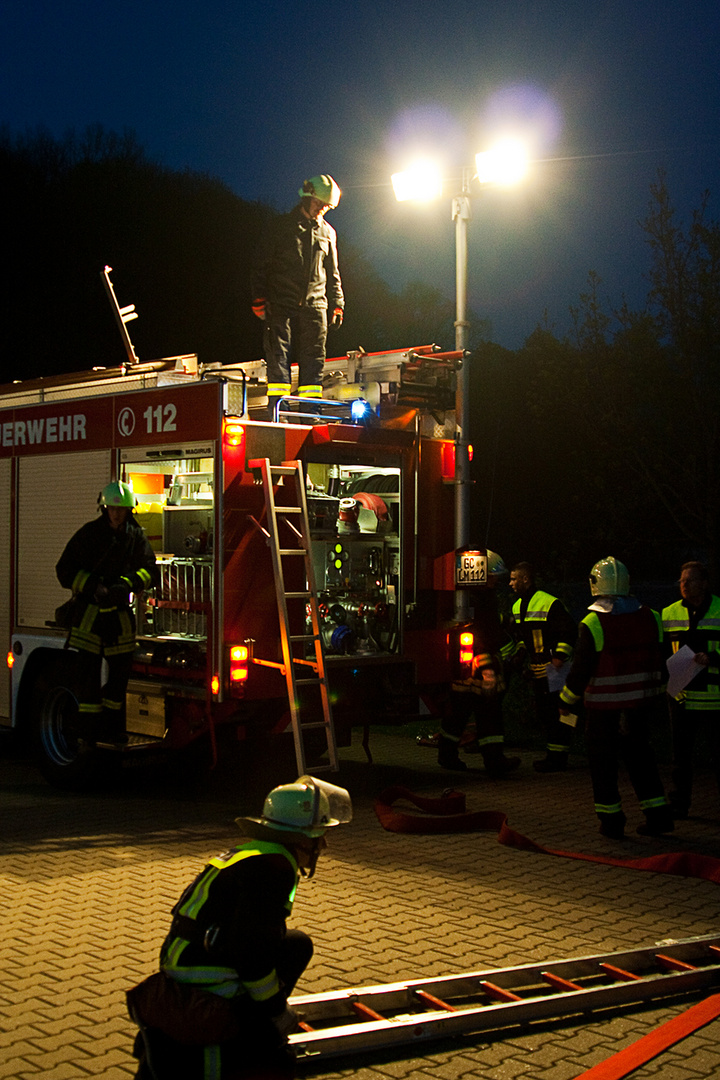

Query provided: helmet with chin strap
[236,775,352,878]
[239,775,352,839]
[298,175,341,208]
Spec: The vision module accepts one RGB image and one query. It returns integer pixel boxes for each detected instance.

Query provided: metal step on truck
[0,269,469,787]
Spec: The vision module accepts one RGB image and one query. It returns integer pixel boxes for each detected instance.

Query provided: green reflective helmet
[98,480,136,508]
[590,556,629,597]
[298,174,341,209]
[256,775,352,838]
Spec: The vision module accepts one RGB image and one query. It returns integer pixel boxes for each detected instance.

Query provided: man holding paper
[662,562,720,819]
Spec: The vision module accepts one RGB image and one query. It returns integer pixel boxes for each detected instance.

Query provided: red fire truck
[1,314,469,786]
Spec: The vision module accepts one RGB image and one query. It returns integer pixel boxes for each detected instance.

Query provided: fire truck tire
[30,654,104,789]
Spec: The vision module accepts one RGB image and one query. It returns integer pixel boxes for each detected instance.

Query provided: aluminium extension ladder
[247,458,338,776]
[288,933,720,1063]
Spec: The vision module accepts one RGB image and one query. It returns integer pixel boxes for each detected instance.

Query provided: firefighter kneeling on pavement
[127,776,353,1080]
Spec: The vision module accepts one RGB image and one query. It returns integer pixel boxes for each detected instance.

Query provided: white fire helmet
[298,175,341,208]
[589,556,630,597]
[248,775,352,839]
[98,480,136,508]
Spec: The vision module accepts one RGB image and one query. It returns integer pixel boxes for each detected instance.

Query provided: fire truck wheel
[30,655,104,789]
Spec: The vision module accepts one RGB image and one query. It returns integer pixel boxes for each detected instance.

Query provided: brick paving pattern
[1,726,719,1079]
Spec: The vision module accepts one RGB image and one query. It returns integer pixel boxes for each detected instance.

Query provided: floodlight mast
[452,167,473,622]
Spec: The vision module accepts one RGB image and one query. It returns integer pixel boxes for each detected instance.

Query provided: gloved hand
[107,582,131,606]
[330,307,344,328]
[271,1005,300,1039]
[252,298,266,320]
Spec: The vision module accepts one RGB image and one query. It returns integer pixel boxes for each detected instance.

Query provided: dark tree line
[0,125,458,382]
[469,172,720,585]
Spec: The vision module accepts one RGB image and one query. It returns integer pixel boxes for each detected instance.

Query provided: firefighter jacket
[662,593,720,710]
[251,204,344,314]
[56,512,158,651]
[452,592,514,696]
[160,840,299,1012]
[511,589,576,679]
[560,597,664,713]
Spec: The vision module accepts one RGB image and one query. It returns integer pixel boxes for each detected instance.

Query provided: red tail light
[459,631,474,665]
[230,645,249,678]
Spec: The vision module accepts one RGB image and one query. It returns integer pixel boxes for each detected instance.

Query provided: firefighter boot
[482,744,521,778]
[598,811,626,839]
[533,750,568,773]
[437,737,467,772]
[636,807,675,836]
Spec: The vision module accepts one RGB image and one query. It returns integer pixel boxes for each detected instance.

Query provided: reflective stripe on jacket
[581,607,664,710]
[512,590,575,678]
[662,595,720,709]
[161,841,298,1001]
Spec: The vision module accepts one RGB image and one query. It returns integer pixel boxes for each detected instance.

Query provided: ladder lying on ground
[289,933,720,1062]
[247,458,338,776]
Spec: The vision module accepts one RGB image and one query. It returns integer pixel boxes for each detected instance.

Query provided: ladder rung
[655,953,697,972]
[269,466,298,476]
[352,1002,385,1022]
[541,972,583,993]
[285,591,312,599]
[295,679,326,689]
[279,549,307,555]
[277,506,302,514]
[480,980,522,1003]
[290,634,318,642]
[599,962,641,982]
[300,721,330,730]
[414,989,457,1013]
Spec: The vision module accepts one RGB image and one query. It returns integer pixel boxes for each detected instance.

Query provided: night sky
[2,0,718,349]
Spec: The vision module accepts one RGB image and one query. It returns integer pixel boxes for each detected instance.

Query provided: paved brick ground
[1,726,720,1079]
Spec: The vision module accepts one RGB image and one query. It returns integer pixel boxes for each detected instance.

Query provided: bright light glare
[475,140,529,186]
[391,162,443,202]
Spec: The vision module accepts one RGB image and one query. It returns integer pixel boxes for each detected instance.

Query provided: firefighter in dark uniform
[509,562,577,772]
[559,557,673,839]
[252,174,344,416]
[662,561,720,818]
[56,480,158,743]
[437,551,520,776]
[129,776,352,1080]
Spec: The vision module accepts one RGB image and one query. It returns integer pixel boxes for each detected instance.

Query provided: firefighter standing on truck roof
[56,480,158,745]
[661,561,720,820]
[251,174,344,417]
[558,557,673,840]
[509,562,577,773]
[437,551,520,776]
[128,775,353,1080]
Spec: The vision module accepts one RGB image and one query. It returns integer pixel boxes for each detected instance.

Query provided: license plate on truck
[455,551,488,586]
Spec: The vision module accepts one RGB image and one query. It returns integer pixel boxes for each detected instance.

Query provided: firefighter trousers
[73,646,134,738]
[133,928,313,1080]
[585,701,668,821]
[533,683,573,754]
[442,688,507,767]
[264,306,327,405]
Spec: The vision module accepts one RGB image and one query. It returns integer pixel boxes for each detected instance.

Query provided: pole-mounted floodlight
[392,140,529,621]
